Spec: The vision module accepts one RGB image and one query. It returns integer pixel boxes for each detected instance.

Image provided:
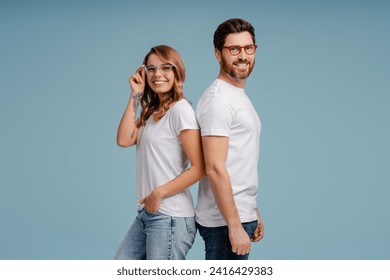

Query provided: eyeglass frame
[144,63,176,75]
[222,44,258,56]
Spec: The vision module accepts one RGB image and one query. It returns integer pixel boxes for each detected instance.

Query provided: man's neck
[218,72,246,89]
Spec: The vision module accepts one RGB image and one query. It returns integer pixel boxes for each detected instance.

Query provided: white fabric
[136,99,199,217]
[195,79,261,227]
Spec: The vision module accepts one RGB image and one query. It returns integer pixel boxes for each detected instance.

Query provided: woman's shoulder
[170,98,195,114]
[167,98,197,128]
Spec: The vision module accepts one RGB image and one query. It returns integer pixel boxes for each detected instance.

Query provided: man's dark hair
[213,18,256,51]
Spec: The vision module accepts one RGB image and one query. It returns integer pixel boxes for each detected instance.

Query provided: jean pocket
[243,220,258,237]
[184,217,196,235]
[144,208,162,216]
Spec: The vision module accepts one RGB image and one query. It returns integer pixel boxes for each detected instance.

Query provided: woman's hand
[129,65,146,94]
[139,189,163,214]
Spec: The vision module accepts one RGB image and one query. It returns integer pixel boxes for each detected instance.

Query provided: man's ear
[215,48,222,63]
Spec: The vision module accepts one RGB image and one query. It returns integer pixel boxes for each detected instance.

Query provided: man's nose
[238,47,248,60]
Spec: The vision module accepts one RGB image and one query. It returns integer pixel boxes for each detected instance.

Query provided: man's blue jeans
[196,220,258,260]
[114,209,196,260]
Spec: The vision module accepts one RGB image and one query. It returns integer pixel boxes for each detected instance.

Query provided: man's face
[219,31,256,80]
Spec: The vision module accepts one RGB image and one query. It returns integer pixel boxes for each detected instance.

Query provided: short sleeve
[196,93,234,137]
[170,100,199,136]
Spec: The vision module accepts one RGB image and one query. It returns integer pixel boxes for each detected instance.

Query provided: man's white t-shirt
[136,99,199,217]
[196,79,261,227]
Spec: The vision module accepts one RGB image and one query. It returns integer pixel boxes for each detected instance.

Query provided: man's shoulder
[198,80,230,105]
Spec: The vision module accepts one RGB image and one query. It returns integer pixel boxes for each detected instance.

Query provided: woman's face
[145,54,175,101]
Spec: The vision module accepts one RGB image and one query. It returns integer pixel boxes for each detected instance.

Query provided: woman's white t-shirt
[136,99,199,217]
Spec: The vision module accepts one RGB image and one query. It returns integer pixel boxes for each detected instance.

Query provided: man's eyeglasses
[222,44,257,56]
[144,64,175,75]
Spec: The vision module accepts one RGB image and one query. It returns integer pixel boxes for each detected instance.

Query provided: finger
[237,249,249,256]
[139,198,145,204]
[140,65,146,79]
[259,227,264,237]
[232,246,248,255]
[136,65,144,74]
[129,75,138,85]
[130,66,143,81]
[132,73,142,83]
[252,229,264,242]
[251,236,261,242]
[135,66,145,81]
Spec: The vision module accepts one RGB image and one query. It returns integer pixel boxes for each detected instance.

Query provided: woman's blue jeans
[114,209,196,260]
[196,220,258,260]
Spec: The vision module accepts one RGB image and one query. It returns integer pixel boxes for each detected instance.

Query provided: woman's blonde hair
[137,45,186,128]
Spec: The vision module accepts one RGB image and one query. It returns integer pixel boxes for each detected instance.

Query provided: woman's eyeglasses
[144,64,175,75]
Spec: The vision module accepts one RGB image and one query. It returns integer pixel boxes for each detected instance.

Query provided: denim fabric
[196,220,258,260]
[114,209,196,260]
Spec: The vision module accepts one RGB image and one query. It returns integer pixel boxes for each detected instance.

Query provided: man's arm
[202,136,251,256]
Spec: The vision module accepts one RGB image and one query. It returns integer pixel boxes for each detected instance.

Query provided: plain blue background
[1,0,389,260]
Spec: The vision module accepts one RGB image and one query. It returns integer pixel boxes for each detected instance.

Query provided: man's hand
[251,213,264,242]
[229,224,251,255]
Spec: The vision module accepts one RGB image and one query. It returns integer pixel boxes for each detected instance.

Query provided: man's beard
[221,56,255,80]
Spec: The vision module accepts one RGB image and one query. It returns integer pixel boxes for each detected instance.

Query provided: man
[195,18,264,260]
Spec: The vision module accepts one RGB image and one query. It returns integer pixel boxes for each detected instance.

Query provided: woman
[114,45,205,260]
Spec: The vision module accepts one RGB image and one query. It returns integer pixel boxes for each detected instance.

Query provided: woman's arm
[140,129,206,212]
[116,66,145,147]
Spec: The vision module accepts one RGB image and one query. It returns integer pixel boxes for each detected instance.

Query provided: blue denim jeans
[196,220,258,260]
[114,209,196,260]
